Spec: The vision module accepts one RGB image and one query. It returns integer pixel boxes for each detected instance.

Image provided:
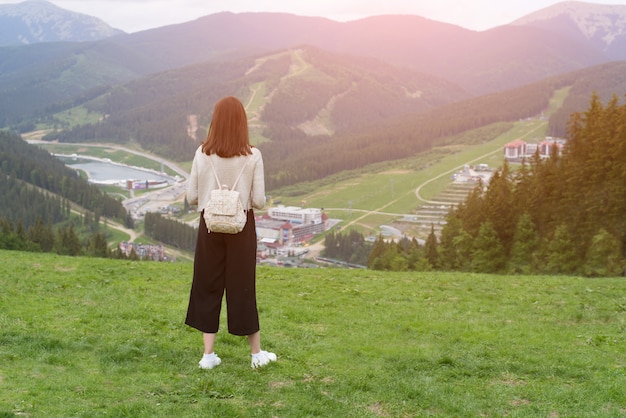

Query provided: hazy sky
[3,0,626,32]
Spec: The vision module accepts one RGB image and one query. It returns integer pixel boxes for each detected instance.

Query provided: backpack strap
[208,155,250,190]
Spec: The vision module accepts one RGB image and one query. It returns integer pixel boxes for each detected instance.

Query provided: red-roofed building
[504,137,565,161]
[255,207,328,245]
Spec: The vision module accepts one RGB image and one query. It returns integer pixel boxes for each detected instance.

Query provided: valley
[2,2,625,266]
[23,81,560,262]
[31,113,547,256]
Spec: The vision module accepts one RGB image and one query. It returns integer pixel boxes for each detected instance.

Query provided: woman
[185,96,276,369]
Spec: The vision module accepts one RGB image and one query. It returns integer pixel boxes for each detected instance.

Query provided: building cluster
[252,206,329,265]
[504,137,566,162]
[452,164,493,184]
[125,179,170,190]
[256,206,328,246]
[118,241,166,261]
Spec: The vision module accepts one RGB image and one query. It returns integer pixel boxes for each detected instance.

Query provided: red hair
[202,96,252,157]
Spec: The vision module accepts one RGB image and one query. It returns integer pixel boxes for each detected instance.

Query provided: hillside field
[1,250,624,417]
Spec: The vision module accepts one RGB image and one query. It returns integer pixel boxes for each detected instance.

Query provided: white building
[268,206,323,225]
[257,206,328,245]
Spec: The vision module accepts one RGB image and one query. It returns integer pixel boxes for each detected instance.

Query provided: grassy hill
[1,250,624,417]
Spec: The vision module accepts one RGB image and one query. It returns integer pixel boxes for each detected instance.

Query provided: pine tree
[455,182,486,238]
[482,161,517,253]
[367,236,387,270]
[439,212,463,270]
[584,229,624,277]
[57,224,82,256]
[424,225,439,269]
[471,221,506,273]
[89,232,109,258]
[508,213,540,274]
[388,245,409,272]
[452,229,474,272]
[407,237,429,271]
[27,217,55,252]
[544,224,580,275]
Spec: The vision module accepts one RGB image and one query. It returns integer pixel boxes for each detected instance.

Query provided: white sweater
[186,146,266,211]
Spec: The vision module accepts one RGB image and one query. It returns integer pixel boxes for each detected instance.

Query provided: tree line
[144,212,197,252]
[322,230,372,267]
[0,216,131,259]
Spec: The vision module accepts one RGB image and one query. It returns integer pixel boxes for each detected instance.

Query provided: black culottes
[185,210,259,336]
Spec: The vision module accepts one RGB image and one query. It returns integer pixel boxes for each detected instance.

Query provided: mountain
[45,46,471,163]
[109,11,609,95]
[0,9,614,129]
[0,2,623,109]
[512,1,626,59]
[1,2,626,172]
[45,48,626,190]
[0,0,124,46]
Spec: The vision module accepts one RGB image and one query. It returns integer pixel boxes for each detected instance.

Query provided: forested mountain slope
[41,56,626,191]
[43,46,470,162]
[0,131,130,228]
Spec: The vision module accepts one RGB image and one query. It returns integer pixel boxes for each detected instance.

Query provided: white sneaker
[251,350,277,369]
[199,353,221,369]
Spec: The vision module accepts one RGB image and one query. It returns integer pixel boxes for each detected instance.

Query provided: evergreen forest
[0,131,133,257]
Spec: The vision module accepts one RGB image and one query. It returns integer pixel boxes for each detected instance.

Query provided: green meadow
[1,250,625,417]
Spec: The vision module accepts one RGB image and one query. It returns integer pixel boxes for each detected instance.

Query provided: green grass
[1,250,625,417]
[53,106,104,128]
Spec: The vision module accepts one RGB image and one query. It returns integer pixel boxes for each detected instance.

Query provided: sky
[2,0,626,33]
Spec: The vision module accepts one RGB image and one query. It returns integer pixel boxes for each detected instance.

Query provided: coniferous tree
[482,161,516,253]
[442,94,626,276]
[544,224,580,275]
[367,236,387,270]
[560,93,606,247]
[424,225,439,269]
[452,229,474,272]
[406,237,430,271]
[455,182,486,238]
[508,213,540,274]
[56,224,82,256]
[388,244,409,272]
[439,212,463,270]
[27,217,55,252]
[322,231,338,258]
[584,229,624,277]
[563,94,626,254]
[529,146,563,240]
[510,159,533,213]
[471,221,506,273]
[89,232,110,258]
